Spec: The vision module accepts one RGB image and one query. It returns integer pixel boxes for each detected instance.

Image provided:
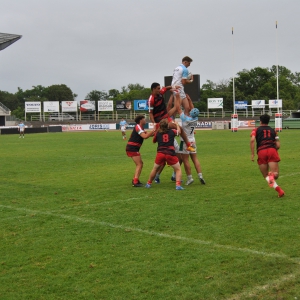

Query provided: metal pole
[232,27,236,114]
[276,21,279,113]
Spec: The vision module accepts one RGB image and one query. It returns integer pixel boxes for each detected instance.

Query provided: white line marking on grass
[226,270,300,300]
[280,172,300,179]
[77,196,149,206]
[50,196,149,212]
[1,204,299,263]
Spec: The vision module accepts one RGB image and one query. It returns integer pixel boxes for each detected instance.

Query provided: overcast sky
[1,0,300,100]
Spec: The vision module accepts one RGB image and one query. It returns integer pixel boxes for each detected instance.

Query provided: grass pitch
[1,129,300,299]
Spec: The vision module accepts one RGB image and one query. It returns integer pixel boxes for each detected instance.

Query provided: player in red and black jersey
[126,115,155,187]
[250,114,284,197]
[145,119,184,190]
[148,82,195,152]
[148,84,170,123]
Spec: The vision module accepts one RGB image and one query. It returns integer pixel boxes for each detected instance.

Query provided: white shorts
[178,141,197,154]
[173,89,186,100]
[20,129,24,133]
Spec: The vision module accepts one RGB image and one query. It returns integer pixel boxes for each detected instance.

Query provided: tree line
[1,65,300,119]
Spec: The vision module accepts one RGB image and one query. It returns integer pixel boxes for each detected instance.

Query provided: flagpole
[275,20,282,132]
[276,21,279,113]
[232,27,235,114]
[231,27,238,132]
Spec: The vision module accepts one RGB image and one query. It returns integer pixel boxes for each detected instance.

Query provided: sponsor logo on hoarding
[196,121,212,128]
[89,124,109,130]
[26,103,40,106]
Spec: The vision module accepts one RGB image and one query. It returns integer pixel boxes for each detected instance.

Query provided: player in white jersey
[18,121,25,138]
[119,118,128,140]
[173,94,206,185]
[171,56,194,115]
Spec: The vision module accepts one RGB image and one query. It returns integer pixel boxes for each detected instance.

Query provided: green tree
[108,89,120,99]
[127,83,145,91]
[116,83,150,101]
[200,79,232,111]
[15,85,48,104]
[85,90,108,101]
[234,67,273,98]
[46,84,74,102]
[0,91,20,111]
[11,106,24,119]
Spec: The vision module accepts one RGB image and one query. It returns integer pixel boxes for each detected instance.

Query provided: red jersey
[148,87,169,123]
[126,124,145,152]
[155,129,177,156]
[250,126,278,153]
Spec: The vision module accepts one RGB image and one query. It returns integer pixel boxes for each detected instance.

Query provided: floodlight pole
[232,27,236,114]
[276,21,279,113]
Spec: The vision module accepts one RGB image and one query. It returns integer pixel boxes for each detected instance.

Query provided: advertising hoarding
[251,100,265,108]
[134,100,148,111]
[234,101,248,110]
[98,101,114,111]
[116,100,132,110]
[43,101,59,112]
[269,99,282,108]
[61,101,78,112]
[25,102,41,113]
[80,100,95,112]
[207,98,223,109]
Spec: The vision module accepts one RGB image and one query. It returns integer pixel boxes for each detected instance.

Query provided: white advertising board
[43,101,59,112]
[207,98,223,109]
[251,100,265,108]
[61,124,116,131]
[25,102,41,113]
[98,101,114,111]
[269,99,282,108]
[61,101,78,112]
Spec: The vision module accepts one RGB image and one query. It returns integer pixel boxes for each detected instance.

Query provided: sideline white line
[280,172,300,179]
[50,196,149,212]
[226,269,300,300]
[1,204,299,263]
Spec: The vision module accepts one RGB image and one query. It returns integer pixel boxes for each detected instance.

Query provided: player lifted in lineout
[171,56,194,116]
[170,93,206,185]
[148,82,195,152]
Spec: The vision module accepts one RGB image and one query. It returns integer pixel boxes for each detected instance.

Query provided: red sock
[176,181,181,186]
[133,178,139,184]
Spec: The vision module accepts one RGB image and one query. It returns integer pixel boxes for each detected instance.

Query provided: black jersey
[126,124,145,152]
[155,129,176,155]
[148,87,169,123]
[251,126,277,152]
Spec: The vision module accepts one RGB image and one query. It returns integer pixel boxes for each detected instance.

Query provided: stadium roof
[0,32,22,51]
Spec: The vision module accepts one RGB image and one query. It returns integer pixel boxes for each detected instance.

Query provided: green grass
[1,129,300,300]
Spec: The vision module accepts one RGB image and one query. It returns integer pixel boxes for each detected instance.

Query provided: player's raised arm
[186,94,194,110]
